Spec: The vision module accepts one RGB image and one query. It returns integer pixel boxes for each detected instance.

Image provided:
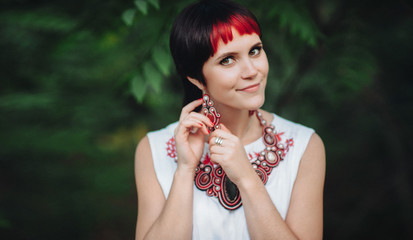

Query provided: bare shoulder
[294,132,326,194]
[135,136,151,163]
[135,136,151,172]
[134,135,165,240]
[302,133,325,168]
[285,133,325,239]
[134,135,157,179]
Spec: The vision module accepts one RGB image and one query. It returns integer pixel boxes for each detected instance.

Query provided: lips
[237,83,260,92]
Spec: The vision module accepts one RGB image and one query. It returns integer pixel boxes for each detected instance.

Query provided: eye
[249,46,262,56]
[220,56,234,66]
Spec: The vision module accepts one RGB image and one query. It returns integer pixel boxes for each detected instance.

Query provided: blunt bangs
[211,14,261,54]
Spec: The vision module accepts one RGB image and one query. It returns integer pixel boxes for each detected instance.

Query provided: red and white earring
[202,92,221,132]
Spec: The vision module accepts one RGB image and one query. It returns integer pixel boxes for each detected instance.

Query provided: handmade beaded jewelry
[194,110,286,210]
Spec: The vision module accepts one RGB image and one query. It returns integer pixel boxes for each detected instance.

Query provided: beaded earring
[201,92,221,132]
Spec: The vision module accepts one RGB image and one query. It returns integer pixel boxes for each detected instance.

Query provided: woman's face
[202,29,269,112]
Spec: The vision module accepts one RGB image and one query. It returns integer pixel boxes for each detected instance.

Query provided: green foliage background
[1,0,412,239]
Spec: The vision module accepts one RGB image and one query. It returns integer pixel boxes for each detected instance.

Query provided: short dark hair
[170,0,261,107]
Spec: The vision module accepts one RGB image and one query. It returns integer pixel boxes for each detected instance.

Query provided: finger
[208,136,217,146]
[209,153,223,165]
[209,145,227,154]
[209,136,221,147]
[190,127,198,134]
[179,98,203,121]
[199,123,210,135]
[208,136,233,149]
[182,116,212,135]
[189,118,212,136]
[208,135,220,146]
[190,123,208,135]
[176,119,204,138]
[185,112,214,128]
[180,118,204,131]
[208,129,233,143]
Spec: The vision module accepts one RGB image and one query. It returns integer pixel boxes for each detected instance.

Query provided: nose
[241,59,258,80]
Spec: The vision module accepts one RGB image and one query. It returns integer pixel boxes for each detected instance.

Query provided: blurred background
[1,0,412,239]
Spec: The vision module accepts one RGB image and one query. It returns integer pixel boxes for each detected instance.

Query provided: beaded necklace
[194,110,286,210]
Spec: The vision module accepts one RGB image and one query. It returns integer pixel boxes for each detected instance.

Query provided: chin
[245,95,265,110]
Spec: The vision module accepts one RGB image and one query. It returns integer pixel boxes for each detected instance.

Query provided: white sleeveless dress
[147,113,314,240]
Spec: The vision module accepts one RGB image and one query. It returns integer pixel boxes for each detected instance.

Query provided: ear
[187,76,205,91]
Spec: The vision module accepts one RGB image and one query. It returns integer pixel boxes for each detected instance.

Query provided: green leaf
[147,0,160,10]
[152,47,171,76]
[143,61,162,93]
[130,72,147,102]
[121,9,136,26]
[134,0,148,15]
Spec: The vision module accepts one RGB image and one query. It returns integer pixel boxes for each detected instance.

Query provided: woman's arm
[285,133,325,239]
[209,127,325,240]
[135,99,213,240]
[240,133,325,240]
[135,136,195,240]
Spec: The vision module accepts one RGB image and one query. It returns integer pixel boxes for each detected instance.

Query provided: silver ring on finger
[215,137,224,147]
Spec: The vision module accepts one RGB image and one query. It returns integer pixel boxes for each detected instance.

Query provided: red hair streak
[210,14,261,54]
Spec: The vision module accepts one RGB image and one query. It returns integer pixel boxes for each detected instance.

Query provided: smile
[237,83,260,93]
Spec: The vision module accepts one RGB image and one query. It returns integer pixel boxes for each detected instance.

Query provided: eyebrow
[214,41,263,62]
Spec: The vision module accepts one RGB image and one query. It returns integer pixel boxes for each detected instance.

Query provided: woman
[135,0,325,239]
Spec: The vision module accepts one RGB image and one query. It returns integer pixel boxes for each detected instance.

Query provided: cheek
[205,68,238,89]
[258,54,269,74]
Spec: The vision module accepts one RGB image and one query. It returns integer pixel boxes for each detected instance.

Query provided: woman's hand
[174,99,213,173]
[208,124,257,186]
